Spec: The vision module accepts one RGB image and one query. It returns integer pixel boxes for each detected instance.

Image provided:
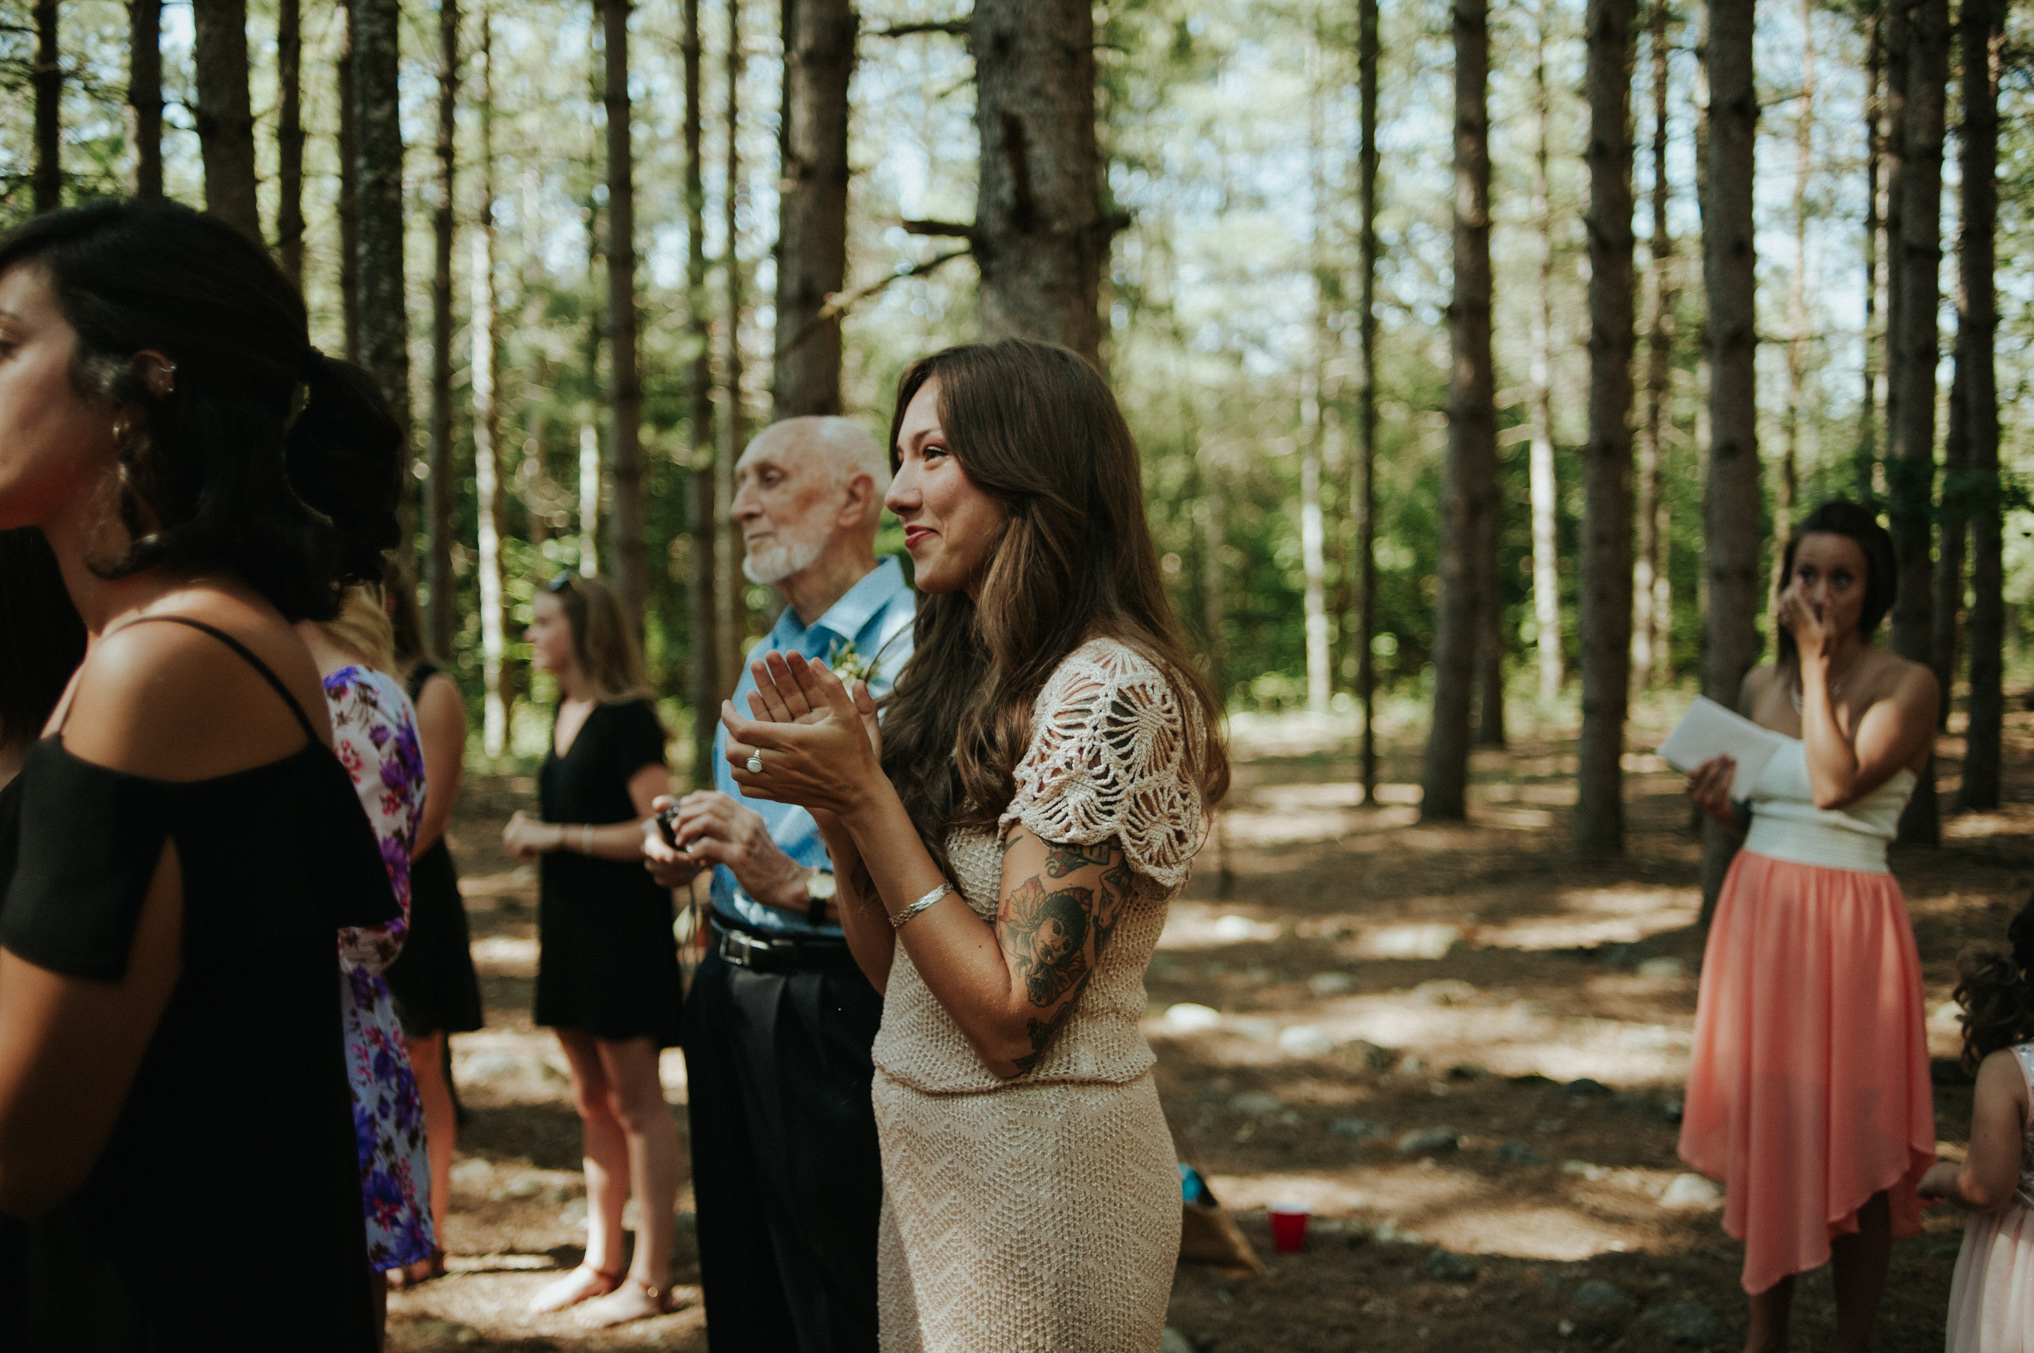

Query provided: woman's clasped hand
[722,652,882,822]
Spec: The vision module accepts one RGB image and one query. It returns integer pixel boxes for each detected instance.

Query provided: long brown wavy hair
[877,339,1228,871]
[1955,896,2034,1073]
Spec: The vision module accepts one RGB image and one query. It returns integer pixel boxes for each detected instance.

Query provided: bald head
[745,417,889,531]
[732,417,888,612]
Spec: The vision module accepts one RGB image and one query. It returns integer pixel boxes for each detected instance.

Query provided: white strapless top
[1741,737,1915,873]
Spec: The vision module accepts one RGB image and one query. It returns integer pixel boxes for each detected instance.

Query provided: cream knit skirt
[873,1069,1179,1353]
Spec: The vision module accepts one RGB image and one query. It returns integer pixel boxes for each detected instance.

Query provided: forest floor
[386,694,2034,1353]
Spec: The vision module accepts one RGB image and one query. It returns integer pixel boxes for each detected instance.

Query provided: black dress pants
[684,947,884,1353]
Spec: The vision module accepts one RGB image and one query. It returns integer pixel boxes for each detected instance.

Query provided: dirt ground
[386,698,2034,1353]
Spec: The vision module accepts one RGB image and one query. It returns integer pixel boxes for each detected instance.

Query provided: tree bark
[1883,0,1909,502]
[1890,0,1946,847]
[684,0,719,788]
[277,0,306,287]
[1576,0,1636,858]
[1421,0,1496,823]
[1355,0,1380,804]
[772,0,856,419]
[338,0,361,362]
[34,0,60,213]
[1856,10,1882,499]
[717,0,748,690]
[971,0,1110,364]
[128,0,162,200]
[1303,33,1332,717]
[353,0,413,544]
[1960,0,2004,809]
[473,9,508,758]
[1775,0,1816,584]
[1633,0,1675,690]
[1700,0,1760,915]
[427,0,460,661]
[602,0,647,632]
[1528,0,1560,705]
[192,0,261,243]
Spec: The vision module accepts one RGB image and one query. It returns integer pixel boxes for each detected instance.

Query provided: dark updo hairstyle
[1953,895,2034,1073]
[0,199,401,622]
[1776,501,1899,670]
[0,527,87,746]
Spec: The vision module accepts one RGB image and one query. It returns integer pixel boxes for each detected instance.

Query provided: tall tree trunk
[427,0,460,661]
[684,0,719,788]
[1634,0,1676,690]
[338,0,361,361]
[33,0,60,212]
[579,421,602,576]
[971,0,1110,363]
[1303,33,1332,717]
[1576,0,1636,858]
[1355,0,1380,804]
[192,0,261,243]
[1935,334,1968,726]
[603,0,647,632]
[353,0,413,544]
[1528,0,1561,705]
[1883,0,1909,504]
[277,0,305,286]
[1421,0,1496,823]
[1700,0,1760,916]
[772,0,856,419]
[1890,0,1946,846]
[1775,0,1816,583]
[473,8,508,758]
[1960,0,2004,809]
[1856,10,1883,499]
[717,0,748,689]
[128,0,162,199]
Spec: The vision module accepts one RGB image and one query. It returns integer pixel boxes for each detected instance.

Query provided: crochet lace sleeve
[998,643,1205,892]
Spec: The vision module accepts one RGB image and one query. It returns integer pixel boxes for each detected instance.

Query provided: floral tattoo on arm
[1001,838,1134,1072]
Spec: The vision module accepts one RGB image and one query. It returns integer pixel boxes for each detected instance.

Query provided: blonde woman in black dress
[503,573,685,1328]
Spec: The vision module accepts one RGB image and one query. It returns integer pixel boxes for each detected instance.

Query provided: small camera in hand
[654,804,685,851]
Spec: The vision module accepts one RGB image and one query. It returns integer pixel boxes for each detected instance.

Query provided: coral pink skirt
[1678,848,1935,1295]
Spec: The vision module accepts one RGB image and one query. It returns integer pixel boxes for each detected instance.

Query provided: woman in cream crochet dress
[721,338,1229,1352]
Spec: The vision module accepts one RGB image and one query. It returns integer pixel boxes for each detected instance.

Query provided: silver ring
[745,751,764,775]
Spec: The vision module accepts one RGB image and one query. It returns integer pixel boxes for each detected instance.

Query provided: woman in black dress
[382,565,485,1286]
[0,200,401,1349]
[502,572,685,1327]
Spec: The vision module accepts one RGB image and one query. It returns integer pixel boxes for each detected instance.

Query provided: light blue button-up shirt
[710,557,917,937]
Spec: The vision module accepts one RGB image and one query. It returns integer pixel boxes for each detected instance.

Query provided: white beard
[742,532,824,586]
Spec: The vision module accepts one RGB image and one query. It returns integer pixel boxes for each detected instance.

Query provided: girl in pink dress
[1681,503,1938,1353]
[1921,899,2034,1353]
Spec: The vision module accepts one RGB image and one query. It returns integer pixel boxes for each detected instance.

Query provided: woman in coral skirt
[1681,502,1938,1353]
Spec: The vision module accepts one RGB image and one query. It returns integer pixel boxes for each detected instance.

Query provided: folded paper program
[1658,696,1785,801]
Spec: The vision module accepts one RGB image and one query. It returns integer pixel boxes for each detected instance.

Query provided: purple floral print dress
[326,665,436,1273]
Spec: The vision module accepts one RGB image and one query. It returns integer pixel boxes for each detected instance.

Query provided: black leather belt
[711,919,860,972]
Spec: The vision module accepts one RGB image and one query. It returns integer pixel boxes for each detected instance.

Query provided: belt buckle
[719,925,772,969]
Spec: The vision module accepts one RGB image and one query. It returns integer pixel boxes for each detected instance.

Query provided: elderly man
[645,416,913,1353]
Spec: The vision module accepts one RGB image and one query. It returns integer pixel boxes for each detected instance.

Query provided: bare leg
[572,1036,685,1329]
[526,1029,629,1313]
[1744,1273,1793,1353]
[402,1029,453,1278]
[1830,1191,1892,1353]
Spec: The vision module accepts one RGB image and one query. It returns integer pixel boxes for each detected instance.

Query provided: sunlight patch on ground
[1472,887,1699,952]
[471,934,540,973]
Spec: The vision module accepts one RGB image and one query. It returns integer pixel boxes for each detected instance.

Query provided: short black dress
[533,699,682,1047]
[0,617,390,1351]
[381,660,485,1038]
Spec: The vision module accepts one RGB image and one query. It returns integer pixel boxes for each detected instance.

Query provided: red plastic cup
[1268,1201,1311,1253]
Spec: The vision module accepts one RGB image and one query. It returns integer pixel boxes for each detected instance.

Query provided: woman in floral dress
[299,589,436,1328]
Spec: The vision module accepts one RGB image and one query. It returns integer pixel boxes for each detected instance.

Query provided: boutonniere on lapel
[825,637,875,685]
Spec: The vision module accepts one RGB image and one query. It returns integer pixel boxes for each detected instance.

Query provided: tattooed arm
[992,833,1135,1073]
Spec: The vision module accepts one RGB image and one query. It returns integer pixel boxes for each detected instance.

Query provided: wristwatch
[805,869,838,926]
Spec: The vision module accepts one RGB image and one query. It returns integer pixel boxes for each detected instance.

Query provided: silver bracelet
[891,882,954,930]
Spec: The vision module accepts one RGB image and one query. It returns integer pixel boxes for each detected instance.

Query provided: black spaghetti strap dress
[381,660,484,1038]
[0,617,393,1351]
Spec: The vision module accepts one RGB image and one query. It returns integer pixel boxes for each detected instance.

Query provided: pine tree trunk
[1421,0,1495,823]
[338,0,361,362]
[1303,35,1332,717]
[33,0,60,213]
[717,0,748,690]
[772,0,856,419]
[603,0,647,632]
[1355,0,1380,804]
[971,0,1110,363]
[684,0,719,789]
[427,0,460,661]
[1935,336,1968,729]
[1883,0,1909,502]
[277,0,305,287]
[1576,0,1636,858]
[192,0,260,243]
[1857,10,1882,498]
[1633,0,1675,691]
[473,10,508,758]
[1961,0,2004,810]
[1700,0,1760,916]
[1529,0,1560,705]
[1890,0,1947,846]
[128,0,162,200]
[353,0,412,544]
[1775,0,1815,583]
